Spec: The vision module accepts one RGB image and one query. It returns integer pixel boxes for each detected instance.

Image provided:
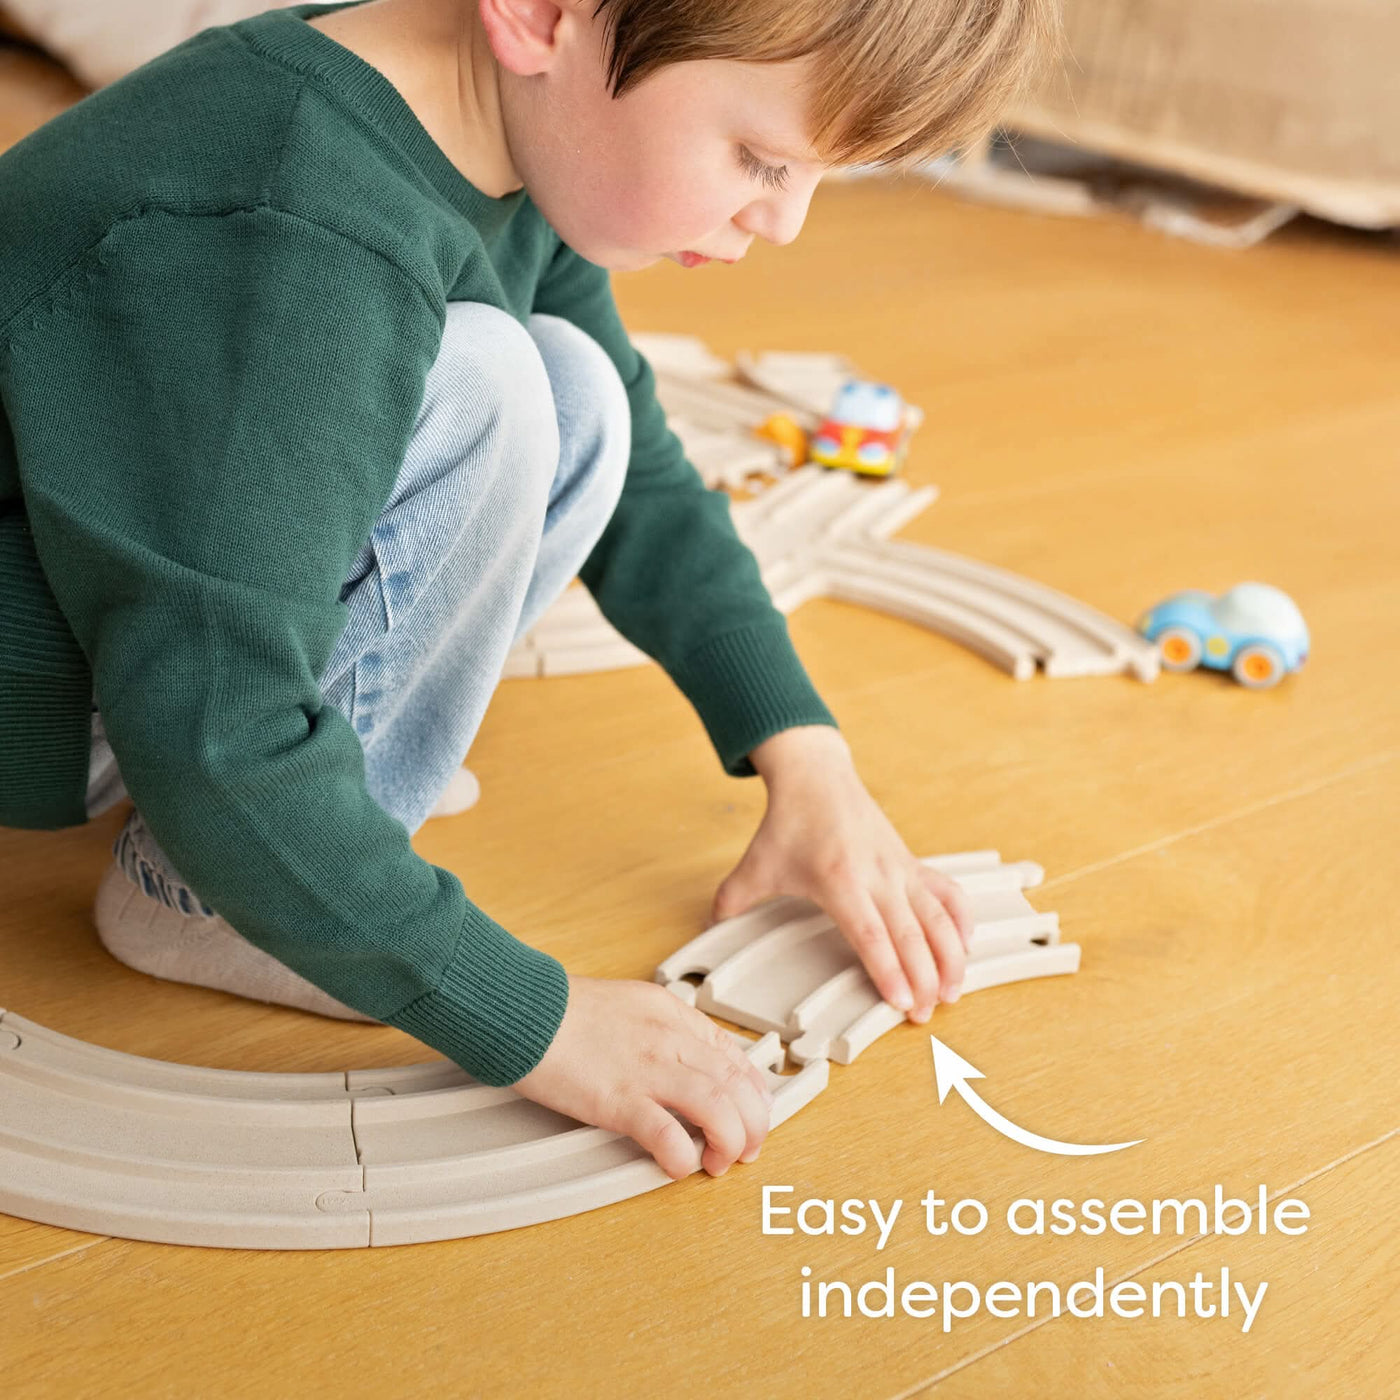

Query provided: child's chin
[600,249,667,272]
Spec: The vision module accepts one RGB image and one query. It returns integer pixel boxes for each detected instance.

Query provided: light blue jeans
[88,301,631,916]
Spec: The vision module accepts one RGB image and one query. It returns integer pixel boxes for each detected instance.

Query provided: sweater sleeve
[530,240,838,778]
[5,205,567,1085]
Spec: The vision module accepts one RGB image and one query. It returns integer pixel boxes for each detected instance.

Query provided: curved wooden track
[506,467,1158,681]
[658,850,1079,1067]
[0,1013,825,1250]
[0,848,1077,1250]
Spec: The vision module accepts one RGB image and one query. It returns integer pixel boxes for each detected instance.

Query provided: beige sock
[428,765,480,818]
[93,862,380,1023]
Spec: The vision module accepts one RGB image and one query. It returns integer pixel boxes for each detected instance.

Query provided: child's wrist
[749,724,851,784]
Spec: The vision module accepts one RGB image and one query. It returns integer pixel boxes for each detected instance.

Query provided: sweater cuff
[667,619,840,779]
[384,901,570,1087]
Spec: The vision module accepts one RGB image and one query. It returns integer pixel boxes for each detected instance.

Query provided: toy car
[808,379,916,478]
[1137,583,1309,689]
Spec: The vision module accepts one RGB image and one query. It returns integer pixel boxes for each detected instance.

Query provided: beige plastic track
[657,850,1079,1067]
[0,848,1075,1248]
[0,1013,825,1251]
[626,335,815,490]
[505,466,1158,681]
[732,348,864,421]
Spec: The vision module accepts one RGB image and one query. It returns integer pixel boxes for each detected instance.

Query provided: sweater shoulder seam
[0,194,442,358]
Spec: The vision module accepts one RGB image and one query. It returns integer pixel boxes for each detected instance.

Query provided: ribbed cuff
[0,514,93,831]
[384,902,570,1087]
[667,619,840,778]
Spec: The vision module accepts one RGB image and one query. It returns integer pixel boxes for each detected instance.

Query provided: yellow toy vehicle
[809,380,918,478]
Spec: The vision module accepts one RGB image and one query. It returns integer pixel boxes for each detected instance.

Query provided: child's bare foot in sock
[92,862,380,1023]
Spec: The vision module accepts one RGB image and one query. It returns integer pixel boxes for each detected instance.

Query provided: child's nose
[735,180,819,248]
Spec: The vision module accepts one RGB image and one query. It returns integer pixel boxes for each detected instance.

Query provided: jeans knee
[526,312,630,509]
[420,301,560,503]
[337,302,560,644]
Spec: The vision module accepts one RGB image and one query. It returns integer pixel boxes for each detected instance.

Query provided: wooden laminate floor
[1,37,1397,1399]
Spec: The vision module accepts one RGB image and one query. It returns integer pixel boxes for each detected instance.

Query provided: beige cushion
[1,0,300,88]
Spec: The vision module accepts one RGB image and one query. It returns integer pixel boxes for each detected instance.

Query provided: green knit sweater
[0,0,837,1084]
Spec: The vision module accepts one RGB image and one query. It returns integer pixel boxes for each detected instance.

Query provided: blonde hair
[592,0,1063,171]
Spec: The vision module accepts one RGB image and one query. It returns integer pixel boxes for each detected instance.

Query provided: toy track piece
[340,1030,828,1246]
[918,850,1013,876]
[824,541,1112,675]
[822,944,1082,1066]
[824,571,1040,680]
[846,944,1082,1060]
[695,913,853,1037]
[510,413,1156,684]
[664,979,699,1007]
[731,463,828,530]
[670,418,788,489]
[659,852,1078,1068]
[921,856,1045,892]
[0,1007,825,1249]
[653,895,811,985]
[538,639,651,677]
[733,349,863,420]
[785,916,1063,1066]
[530,580,607,623]
[819,479,940,543]
[767,568,831,614]
[869,539,1160,681]
[630,332,734,380]
[740,468,863,566]
[785,966,884,1067]
[962,942,1082,993]
[500,648,542,679]
[653,370,809,433]
[734,469,935,564]
[0,1007,371,1249]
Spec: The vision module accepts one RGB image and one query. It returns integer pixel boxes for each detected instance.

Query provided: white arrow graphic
[930,1035,1143,1157]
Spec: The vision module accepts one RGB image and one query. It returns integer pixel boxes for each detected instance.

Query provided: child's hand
[513,974,774,1180]
[713,726,975,1022]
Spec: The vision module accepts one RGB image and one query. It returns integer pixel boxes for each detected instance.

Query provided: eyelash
[738,145,791,192]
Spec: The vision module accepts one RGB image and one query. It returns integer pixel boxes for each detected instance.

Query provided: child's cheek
[640,173,730,249]
[585,131,730,254]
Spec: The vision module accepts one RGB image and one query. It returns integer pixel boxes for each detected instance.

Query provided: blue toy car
[1137,583,1309,689]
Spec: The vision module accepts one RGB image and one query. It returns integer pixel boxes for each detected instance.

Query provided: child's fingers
[657,1058,762,1178]
[691,1002,776,1117]
[820,879,917,1011]
[624,1097,710,1181]
[682,1015,775,1161]
[921,866,976,951]
[871,885,940,1017]
[907,876,967,1003]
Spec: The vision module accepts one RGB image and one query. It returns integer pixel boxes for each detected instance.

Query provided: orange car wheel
[1232,644,1285,689]
[1157,626,1202,671]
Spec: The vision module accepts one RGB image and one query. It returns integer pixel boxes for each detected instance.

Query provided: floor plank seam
[0,1235,111,1283]
[888,1124,1400,1397]
[1040,748,1400,894]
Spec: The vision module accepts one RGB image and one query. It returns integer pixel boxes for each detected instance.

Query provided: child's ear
[479,0,578,77]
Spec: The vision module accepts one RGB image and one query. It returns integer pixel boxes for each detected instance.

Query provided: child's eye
[738,145,790,192]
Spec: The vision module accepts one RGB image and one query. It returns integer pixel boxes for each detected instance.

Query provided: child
[0,0,1055,1180]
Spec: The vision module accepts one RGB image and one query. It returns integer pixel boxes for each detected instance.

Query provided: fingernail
[913,1005,932,1023]
[892,987,913,1010]
[740,1148,759,1164]
[946,984,962,1003]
